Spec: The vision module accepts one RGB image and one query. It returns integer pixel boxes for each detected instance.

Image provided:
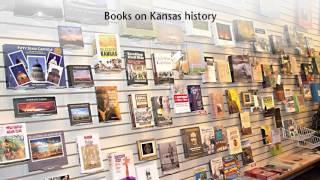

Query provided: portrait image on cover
[58,26,84,48]
[158,141,179,171]
[68,103,92,126]
[95,86,121,122]
[151,96,172,126]
[181,127,204,158]
[13,97,57,118]
[137,139,157,161]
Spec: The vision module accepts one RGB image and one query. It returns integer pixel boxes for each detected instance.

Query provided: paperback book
[200,126,215,154]
[228,55,252,82]
[222,155,240,180]
[212,21,235,46]
[253,28,270,53]
[96,86,121,122]
[194,166,208,180]
[210,157,223,180]
[283,25,297,48]
[226,89,242,114]
[250,58,264,82]
[240,112,252,135]
[311,83,320,102]
[261,64,276,88]
[233,20,255,42]
[312,56,320,74]
[185,47,205,75]
[261,95,275,117]
[301,63,314,84]
[135,161,159,180]
[226,127,242,155]
[181,127,204,158]
[187,85,204,112]
[108,150,136,180]
[13,97,57,118]
[58,26,84,49]
[215,60,232,83]
[151,96,172,126]
[269,35,284,54]
[129,93,154,128]
[152,52,174,85]
[241,140,254,165]
[293,95,306,112]
[202,57,217,83]
[282,119,298,137]
[209,91,225,118]
[155,21,184,44]
[275,84,285,102]
[172,84,191,114]
[158,141,180,172]
[214,126,228,152]
[124,50,148,86]
[260,125,271,145]
[67,65,94,88]
[185,20,212,37]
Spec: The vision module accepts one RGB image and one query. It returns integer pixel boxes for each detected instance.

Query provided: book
[185,20,212,37]
[68,103,92,126]
[93,33,122,73]
[274,108,283,128]
[67,65,94,88]
[222,155,240,180]
[152,53,174,85]
[185,47,205,75]
[283,25,297,48]
[181,127,204,158]
[251,93,262,112]
[194,166,208,180]
[242,91,253,107]
[187,85,204,112]
[58,26,84,49]
[269,35,284,54]
[280,55,292,75]
[210,158,223,180]
[13,97,57,118]
[226,127,242,155]
[209,91,225,118]
[285,96,296,113]
[260,125,271,145]
[128,93,154,128]
[244,167,278,179]
[124,50,148,86]
[297,0,312,28]
[225,89,241,114]
[155,21,184,44]
[282,119,298,137]
[214,126,228,152]
[290,56,299,75]
[77,134,104,174]
[303,84,312,100]
[228,55,252,82]
[253,28,270,53]
[241,140,254,165]
[200,126,215,154]
[301,63,314,84]
[202,57,217,83]
[261,64,276,88]
[305,36,313,57]
[233,20,255,42]
[135,161,159,180]
[151,96,172,126]
[158,141,179,172]
[240,112,252,135]
[0,123,29,164]
[215,60,232,83]
[271,128,282,144]
[3,44,66,89]
[212,21,235,46]
[95,86,121,122]
[311,83,320,102]
[28,131,68,171]
[172,83,191,113]
[108,150,136,180]
[295,32,307,56]
[261,95,275,117]
[312,56,320,74]
[250,58,264,82]
[293,95,306,112]
[275,84,285,101]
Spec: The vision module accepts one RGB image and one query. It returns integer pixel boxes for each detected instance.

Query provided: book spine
[151,54,159,85]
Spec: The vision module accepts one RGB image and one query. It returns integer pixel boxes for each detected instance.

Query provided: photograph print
[8,50,28,68]
[158,141,179,171]
[137,139,157,161]
[58,26,84,48]
[47,64,63,86]
[27,55,47,82]
[13,97,57,117]
[47,52,62,68]
[216,22,232,41]
[68,103,92,126]
[9,63,31,86]
[229,55,252,82]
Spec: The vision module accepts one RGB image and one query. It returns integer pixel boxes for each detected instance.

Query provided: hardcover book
[260,125,271,144]
[185,47,205,75]
[233,20,255,42]
[125,50,148,86]
[253,28,270,53]
[0,123,29,164]
[215,60,232,83]
[108,150,136,180]
[93,33,122,73]
[226,127,242,155]
[3,44,66,89]
[209,91,225,118]
[172,84,191,113]
[200,126,215,154]
[67,65,94,88]
[293,95,306,112]
[301,63,314,84]
[152,53,174,85]
[151,96,172,126]
[202,57,217,83]
[185,20,212,37]
[194,166,208,180]
[77,134,104,174]
[311,83,320,102]
[68,103,92,126]
[241,140,254,165]
[261,64,276,88]
[303,84,312,100]
[58,26,84,49]
[135,161,159,180]
[13,97,57,118]
[297,0,312,28]
[28,131,68,171]
[240,112,252,135]
[212,21,235,46]
[261,95,275,117]
[210,158,223,180]
[214,126,228,152]
[181,127,204,158]
[269,35,284,54]
[129,93,154,128]
[226,89,242,114]
[228,55,252,82]
[95,86,121,122]
[187,85,204,112]
[222,155,240,180]
[158,141,179,172]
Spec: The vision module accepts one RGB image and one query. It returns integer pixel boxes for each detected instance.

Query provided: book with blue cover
[310,83,320,102]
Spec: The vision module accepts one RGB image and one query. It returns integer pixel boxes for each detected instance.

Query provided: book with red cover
[244,167,278,180]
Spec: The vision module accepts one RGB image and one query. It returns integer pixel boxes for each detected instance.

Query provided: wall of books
[0,0,320,179]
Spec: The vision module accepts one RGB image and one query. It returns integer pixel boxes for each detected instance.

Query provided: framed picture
[67,65,94,87]
[68,103,92,126]
[242,92,252,106]
[27,55,47,82]
[137,139,157,161]
[9,63,31,86]
[13,97,57,117]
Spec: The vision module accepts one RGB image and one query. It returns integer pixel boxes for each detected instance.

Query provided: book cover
[125,50,148,86]
[251,94,262,113]
[96,86,121,122]
[285,97,296,113]
[3,44,66,89]
[28,131,68,172]
[194,166,208,180]
[200,126,215,154]
[187,85,204,112]
[261,64,276,88]
[222,155,240,180]
[135,161,159,180]
[282,119,298,137]
[250,59,264,82]
[185,20,212,37]
[210,158,223,180]
[228,55,252,82]
[215,60,232,83]
[280,55,292,75]
[293,95,306,112]
[152,53,174,85]
[212,21,235,46]
[77,134,104,174]
[240,112,252,135]
[295,32,307,56]
[58,26,84,49]
[253,28,270,53]
[233,20,255,42]
[242,91,253,107]
[297,0,312,28]
[269,35,284,54]
[151,96,172,126]
[312,56,320,74]
[260,125,271,145]
[0,123,29,164]
[155,21,184,44]
[241,140,254,165]
[68,103,92,126]
[214,126,228,152]
[129,93,154,128]
[244,167,278,179]
[226,127,242,155]
[181,127,204,158]
[271,128,282,144]
[311,83,320,102]
[67,65,94,88]
[261,95,275,117]
[202,57,217,83]
[185,47,205,75]
[290,56,299,75]
[158,141,179,172]
[283,25,297,48]
[275,84,285,101]
[173,84,191,114]
[209,91,225,118]
[108,150,136,180]
[301,63,314,84]
[93,33,122,73]
[13,97,57,118]
[226,89,242,114]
